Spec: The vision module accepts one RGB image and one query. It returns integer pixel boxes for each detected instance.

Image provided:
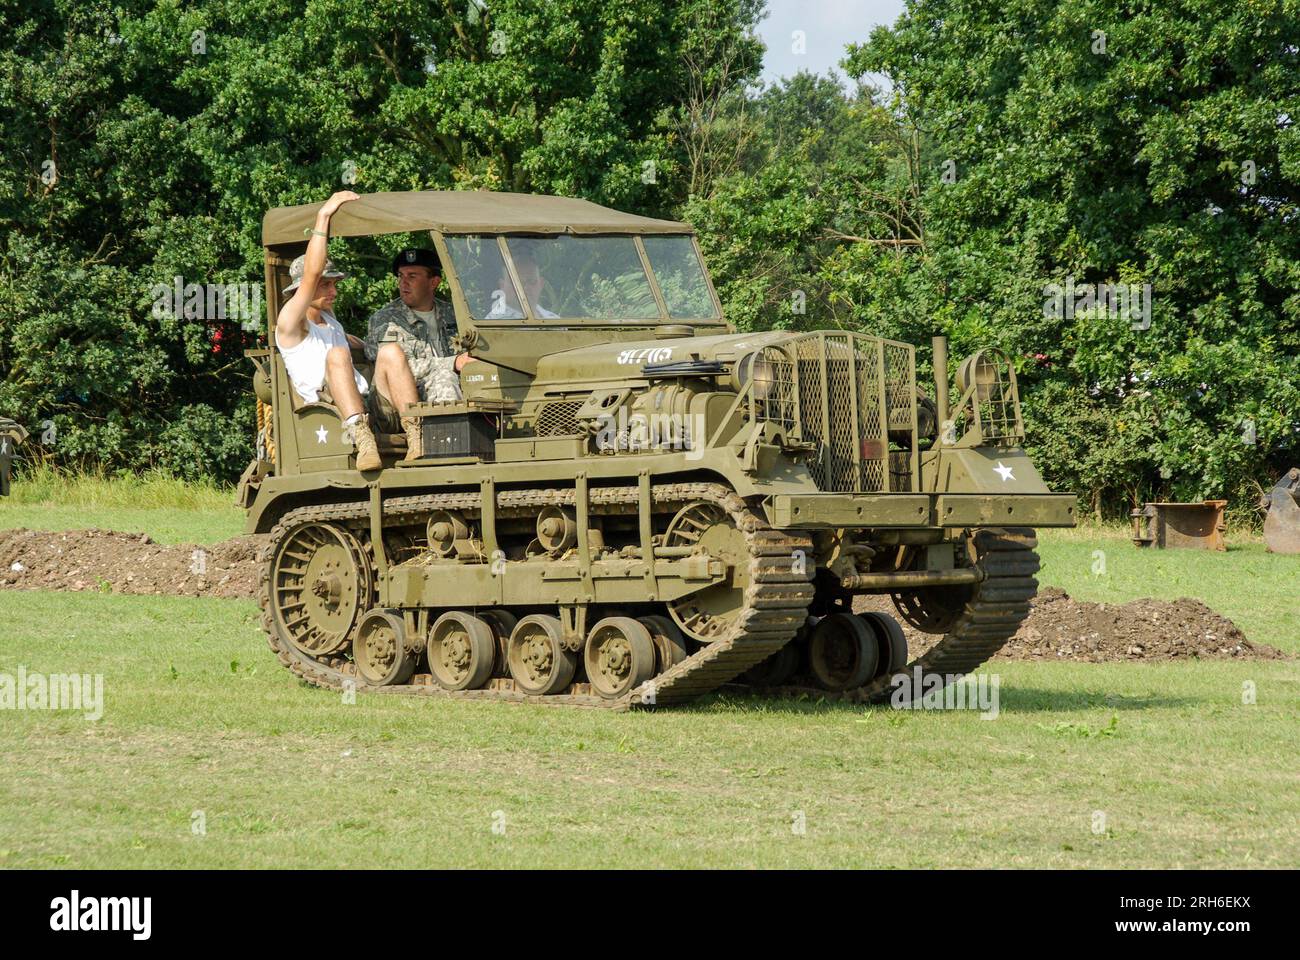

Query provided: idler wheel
[808,612,878,691]
[270,522,371,657]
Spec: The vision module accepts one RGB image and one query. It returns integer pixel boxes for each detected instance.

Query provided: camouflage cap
[392,247,442,277]
[283,254,347,295]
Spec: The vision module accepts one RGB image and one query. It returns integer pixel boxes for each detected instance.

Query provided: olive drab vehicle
[240,191,1077,709]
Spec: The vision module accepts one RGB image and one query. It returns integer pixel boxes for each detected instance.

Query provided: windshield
[444,234,660,321]
[442,235,515,320]
[642,236,718,319]
[444,233,719,322]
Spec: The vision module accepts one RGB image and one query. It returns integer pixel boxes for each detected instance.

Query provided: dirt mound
[999,587,1289,661]
[855,587,1289,662]
[0,528,264,600]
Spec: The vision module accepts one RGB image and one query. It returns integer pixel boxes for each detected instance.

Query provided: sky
[755,0,907,84]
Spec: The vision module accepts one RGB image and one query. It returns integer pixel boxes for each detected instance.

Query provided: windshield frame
[434,231,725,328]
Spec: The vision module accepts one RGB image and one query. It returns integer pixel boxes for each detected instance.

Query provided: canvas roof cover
[262,190,691,246]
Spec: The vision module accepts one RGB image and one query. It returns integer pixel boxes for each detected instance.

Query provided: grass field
[1,466,240,543]
[1,478,1297,868]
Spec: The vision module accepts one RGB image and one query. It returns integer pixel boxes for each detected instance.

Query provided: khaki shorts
[319,383,402,434]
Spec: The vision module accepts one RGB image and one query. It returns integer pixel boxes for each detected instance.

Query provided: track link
[257,483,815,711]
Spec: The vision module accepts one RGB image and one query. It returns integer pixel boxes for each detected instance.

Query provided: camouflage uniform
[364,298,461,402]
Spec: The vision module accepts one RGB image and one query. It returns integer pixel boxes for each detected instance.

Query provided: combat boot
[349,416,382,472]
[401,416,424,462]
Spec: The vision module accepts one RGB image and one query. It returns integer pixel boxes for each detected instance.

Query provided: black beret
[392,248,442,276]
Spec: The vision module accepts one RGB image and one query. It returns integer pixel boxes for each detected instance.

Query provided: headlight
[732,350,781,401]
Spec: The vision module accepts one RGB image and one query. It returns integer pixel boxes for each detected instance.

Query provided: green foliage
[0,0,762,481]
[685,74,916,333]
[840,0,1300,514]
[3,0,1297,516]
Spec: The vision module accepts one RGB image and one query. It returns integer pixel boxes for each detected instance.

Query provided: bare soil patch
[0,528,262,600]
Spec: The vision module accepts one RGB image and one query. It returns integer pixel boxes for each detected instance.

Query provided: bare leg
[324,346,365,420]
[374,342,420,411]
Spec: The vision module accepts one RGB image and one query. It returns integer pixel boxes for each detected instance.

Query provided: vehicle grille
[534,400,585,437]
[752,332,917,493]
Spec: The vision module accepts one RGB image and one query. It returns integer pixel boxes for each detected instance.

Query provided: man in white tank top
[274,191,401,470]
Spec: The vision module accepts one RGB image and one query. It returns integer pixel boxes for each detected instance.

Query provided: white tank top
[275,311,368,403]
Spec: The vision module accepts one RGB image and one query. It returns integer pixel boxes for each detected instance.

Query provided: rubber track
[741,527,1040,704]
[258,483,815,711]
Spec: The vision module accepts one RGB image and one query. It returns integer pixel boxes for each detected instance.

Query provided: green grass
[0,464,242,543]
[1,474,1295,867]
[0,589,1295,869]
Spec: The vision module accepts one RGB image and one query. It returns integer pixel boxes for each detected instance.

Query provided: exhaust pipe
[932,336,950,440]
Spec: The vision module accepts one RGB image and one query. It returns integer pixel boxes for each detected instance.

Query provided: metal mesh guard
[956,351,1023,444]
[752,333,915,493]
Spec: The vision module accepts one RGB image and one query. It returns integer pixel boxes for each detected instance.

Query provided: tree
[844,0,1300,514]
[685,73,928,334]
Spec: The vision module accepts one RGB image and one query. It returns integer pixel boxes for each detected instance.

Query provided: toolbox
[411,400,514,462]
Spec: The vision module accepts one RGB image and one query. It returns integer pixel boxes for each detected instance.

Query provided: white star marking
[316,426,329,444]
[993,461,1015,482]
[0,439,7,455]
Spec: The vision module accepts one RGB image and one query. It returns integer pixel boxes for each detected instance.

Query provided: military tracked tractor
[241,191,1076,709]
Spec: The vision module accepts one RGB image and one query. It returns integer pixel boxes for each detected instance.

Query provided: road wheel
[353,609,414,686]
[585,617,656,700]
[808,612,878,691]
[428,612,496,691]
[860,611,908,679]
[507,615,576,696]
[479,609,518,677]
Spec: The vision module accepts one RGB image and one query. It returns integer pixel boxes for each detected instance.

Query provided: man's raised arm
[274,190,359,348]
